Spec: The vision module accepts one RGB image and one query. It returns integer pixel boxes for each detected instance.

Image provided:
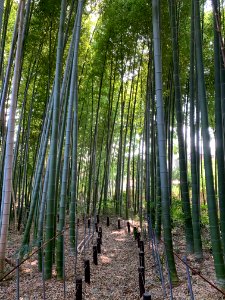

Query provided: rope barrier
[126,217,225,298]
[1,215,97,284]
[159,238,225,297]
[0,225,70,282]
[4,216,225,299]
[173,250,225,296]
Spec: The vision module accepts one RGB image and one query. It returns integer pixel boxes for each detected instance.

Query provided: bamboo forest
[1,0,225,299]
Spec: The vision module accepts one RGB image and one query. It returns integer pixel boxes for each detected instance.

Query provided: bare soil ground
[0,217,225,299]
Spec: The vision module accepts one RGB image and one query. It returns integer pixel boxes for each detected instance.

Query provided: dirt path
[84,222,140,299]
[1,218,225,299]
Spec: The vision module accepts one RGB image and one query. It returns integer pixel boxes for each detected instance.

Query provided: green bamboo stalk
[168,0,194,253]
[0,0,25,277]
[212,0,225,257]
[194,0,225,286]
[44,0,66,279]
[189,0,202,260]
[69,0,85,252]
[152,0,178,284]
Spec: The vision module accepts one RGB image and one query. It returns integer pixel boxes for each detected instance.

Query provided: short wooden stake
[138,266,145,284]
[107,216,110,226]
[76,277,82,300]
[133,226,137,239]
[138,266,145,297]
[88,218,90,229]
[118,218,121,230]
[95,223,98,232]
[139,251,145,268]
[127,221,130,233]
[98,232,102,244]
[84,260,90,284]
[97,214,99,224]
[140,240,144,252]
[143,292,151,300]
[97,237,101,254]
[137,232,141,248]
[93,246,98,265]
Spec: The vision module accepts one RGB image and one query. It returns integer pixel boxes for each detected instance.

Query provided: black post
[138,266,145,297]
[98,226,102,233]
[138,266,145,284]
[84,260,90,284]
[93,246,98,265]
[97,237,101,254]
[95,223,98,232]
[139,251,145,268]
[137,232,141,248]
[76,277,82,300]
[97,214,99,224]
[143,292,151,300]
[140,240,144,252]
[133,226,137,239]
[107,216,109,226]
[98,232,102,244]
[127,222,130,233]
[118,218,121,230]
[88,218,90,229]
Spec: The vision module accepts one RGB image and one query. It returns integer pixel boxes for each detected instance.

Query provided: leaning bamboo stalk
[151,0,178,284]
[0,3,20,129]
[69,0,85,251]
[44,0,67,279]
[0,0,25,277]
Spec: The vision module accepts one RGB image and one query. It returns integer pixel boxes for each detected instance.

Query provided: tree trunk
[194,0,225,286]
[152,0,178,284]
[0,0,25,277]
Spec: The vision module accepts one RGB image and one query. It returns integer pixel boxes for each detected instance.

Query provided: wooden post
[139,251,145,268]
[97,237,101,254]
[84,260,90,284]
[118,218,121,230]
[143,292,151,299]
[97,215,99,224]
[127,221,130,233]
[140,240,144,252]
[137,232,141,248]
[133,226,137,239]
[93,246,98,265]
[95,223,98,232]
[107,216,109,226]
[138,266,145,297]
[98,232,102,245]
[138,266,145,284]
[88,218,90,229]
[76,277,82,300]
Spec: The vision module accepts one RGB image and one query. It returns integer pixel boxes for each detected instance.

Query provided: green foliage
[171,197,184,228]
[37,0,61,17]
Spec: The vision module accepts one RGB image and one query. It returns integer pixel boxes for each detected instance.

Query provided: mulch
[0,217,225,299]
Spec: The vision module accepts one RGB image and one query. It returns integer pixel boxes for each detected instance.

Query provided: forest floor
[0,217,225,299]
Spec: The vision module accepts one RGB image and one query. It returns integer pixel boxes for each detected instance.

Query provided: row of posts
[128,223,151,300]
[16,217,152,299]
[76,215,103,300]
